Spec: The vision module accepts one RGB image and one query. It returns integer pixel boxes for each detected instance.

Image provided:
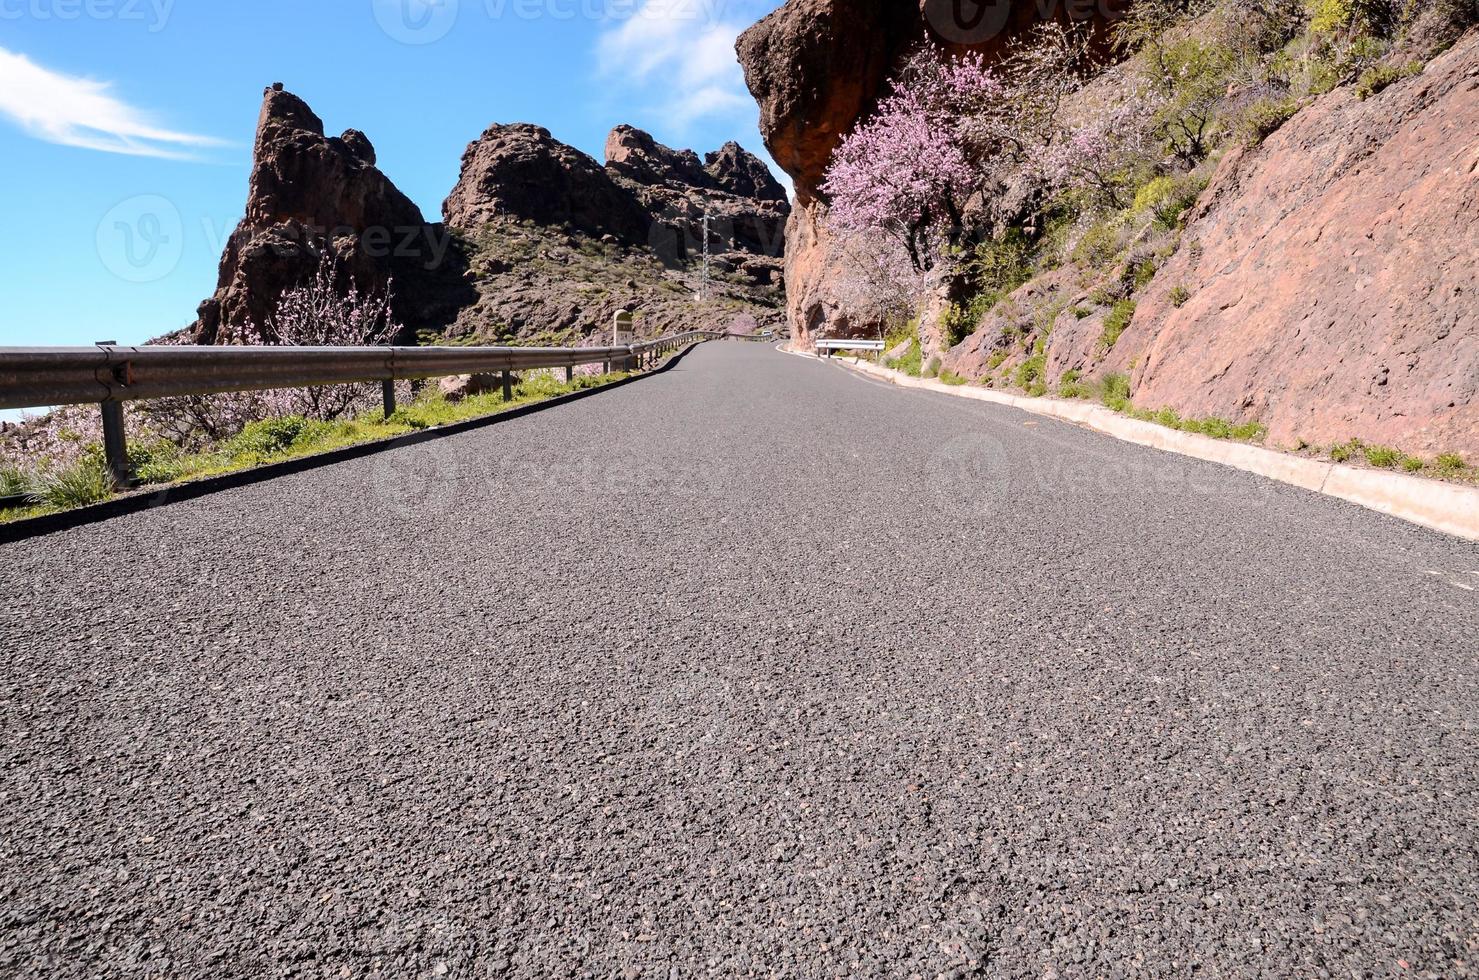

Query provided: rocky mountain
[440,121,787,344]
[193,86,788,348]
[192,84,473,344]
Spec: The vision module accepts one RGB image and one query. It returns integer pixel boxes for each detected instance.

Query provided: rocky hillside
[442,122,787,344]
[192,86,787,347]
[738,0,1478,457]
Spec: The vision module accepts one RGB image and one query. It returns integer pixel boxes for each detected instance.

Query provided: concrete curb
[831,355,1479,543]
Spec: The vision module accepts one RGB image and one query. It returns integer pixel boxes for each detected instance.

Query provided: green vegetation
[1356,61,1421,99]
[1362,443,1402,468]
[1015,352,1047,396]
[0,466,27,498]
[1169,285,1191,307]
[883,317,924,377]
[938,368,969,386]
[1,368,634,524]
[1099,300,1136,351]
[31,454,113,509]
[1239,97,1299,142]
[1434,452,1467,474]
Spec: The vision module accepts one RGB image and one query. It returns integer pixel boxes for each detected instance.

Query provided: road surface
[3,341,1477,977]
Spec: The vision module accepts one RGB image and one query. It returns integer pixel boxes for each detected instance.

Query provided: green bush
[226,415,326,458]
[1015,353,1047,395]
[938,368,969,386]
[924,356,942,379]
[940,302,979,350]
[1057,369,1090,399]
[1074,220,1124,269]
[1098,372,1133,411]
[1434,452,1466,473]
[1356,61,1420,99]
[966,229,1035,293]
[1400,456,1425,472]
[1329,439,1361,462]
[886,339,923,377]
[1169,285,1191,307]
[1239,98,1299,142]
[1099,300,1136,351]
[1,466,28,498]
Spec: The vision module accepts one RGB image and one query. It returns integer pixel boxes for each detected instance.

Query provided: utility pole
[697,208,711,302]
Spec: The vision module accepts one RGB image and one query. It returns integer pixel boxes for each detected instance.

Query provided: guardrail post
[501,370,513,401]
[382,380,397,418]
[99,401,133,490]
[565,365,573,383]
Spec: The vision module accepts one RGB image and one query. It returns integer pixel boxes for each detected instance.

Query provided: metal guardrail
[816,338,885,355]
[0,330,720,487]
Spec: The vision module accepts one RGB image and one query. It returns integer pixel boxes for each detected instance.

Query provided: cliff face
[940,32,1479,457]
[194,87,788,347]
[1115,34,1479,455]
[192,85,472,343]
[737,0,1117,348]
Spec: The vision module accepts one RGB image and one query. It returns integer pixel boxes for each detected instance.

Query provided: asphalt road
[3,341,1477,978]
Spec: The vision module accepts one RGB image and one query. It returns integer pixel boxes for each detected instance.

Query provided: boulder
[605,124,713,189]
[705,141,788,203]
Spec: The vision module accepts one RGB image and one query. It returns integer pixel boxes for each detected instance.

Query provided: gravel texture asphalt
[2,340,1478,978]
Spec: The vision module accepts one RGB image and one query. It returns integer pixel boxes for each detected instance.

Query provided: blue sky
[0,0,785,355]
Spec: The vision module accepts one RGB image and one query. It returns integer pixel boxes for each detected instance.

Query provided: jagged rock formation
[439,123,789,344]
[192,86,788,348]
[737,0,1119,348]
[443,123,652,243]
[192,84,472,344]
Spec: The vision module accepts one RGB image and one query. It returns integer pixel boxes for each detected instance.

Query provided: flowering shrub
[821,51,1003,270]
[140,253,400,448]
[2,253,402,499]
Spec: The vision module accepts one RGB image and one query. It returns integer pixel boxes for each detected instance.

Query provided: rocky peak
[443,123,652,242]
[338,128,376,165]
[604,124,713,189]
[704,141,788,202]
[193,85,470,343]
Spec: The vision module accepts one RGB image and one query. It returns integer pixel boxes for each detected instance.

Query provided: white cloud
[595,0,759,127]
[0,47,225,159]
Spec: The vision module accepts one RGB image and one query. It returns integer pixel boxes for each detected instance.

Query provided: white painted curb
[828,355,1479,543]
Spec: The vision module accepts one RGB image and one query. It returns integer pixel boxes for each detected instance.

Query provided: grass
[938,368,968,386]
[1169,285,1191,307]
[1098,300,1136,352]
[31,456,114,509]
[1,368,635,524]
[1362,443,1402,468]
